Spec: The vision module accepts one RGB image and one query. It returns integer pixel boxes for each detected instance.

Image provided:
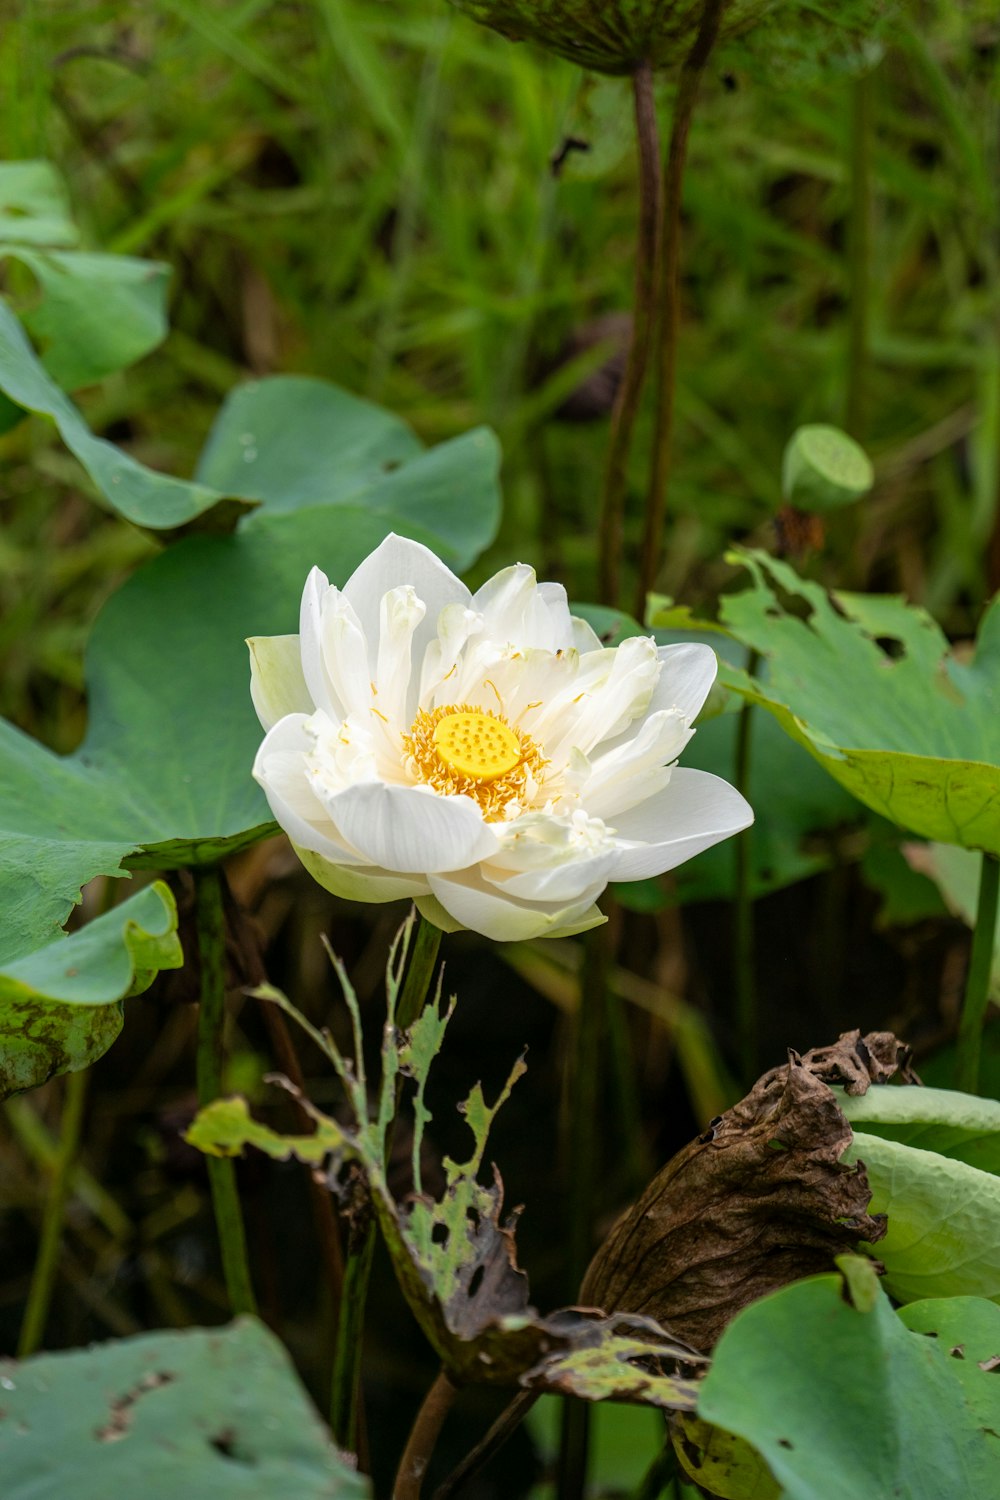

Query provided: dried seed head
[445,0,773,76]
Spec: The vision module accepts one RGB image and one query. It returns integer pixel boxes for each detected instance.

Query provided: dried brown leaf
[581,1033,908,1351]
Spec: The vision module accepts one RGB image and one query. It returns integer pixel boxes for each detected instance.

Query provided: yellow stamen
[401,703,546,821]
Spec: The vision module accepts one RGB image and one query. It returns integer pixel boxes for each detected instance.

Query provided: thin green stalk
[396,911,444,1031]
[17,1066,89,1357]
[636,0,725,621]
[331,909,443,1455]
[733,649,760,1084]
[330,1219,376,1452]
[632,1439,680,1500]
[954,851,1000,1095]
[556,922,608,1500]
[195,864,257,1317]
[845,69,874,442]
[598,59,663,608]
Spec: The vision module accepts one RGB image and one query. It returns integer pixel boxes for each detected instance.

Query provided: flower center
[401,703,546,821]
[432,710,521,781]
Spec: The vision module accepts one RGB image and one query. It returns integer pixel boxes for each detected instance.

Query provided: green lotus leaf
[0,299,252,534]
[838,1084,1000,1175]
[196,374,500,569]
[12,249,171,391]
[898,1297,1000,1434]
[0,161,78,247]
[698,1262,1000,1499]
[0,1317,368,1498]
[844,1132,1000,1304]
[0,293,503,541]
[0,160,171,390]
[720,550,1000,854]
[0,881,182,1100]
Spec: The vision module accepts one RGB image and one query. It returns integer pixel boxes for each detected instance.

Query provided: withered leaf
[581,1033,908,1352]
[189,915,702,1405]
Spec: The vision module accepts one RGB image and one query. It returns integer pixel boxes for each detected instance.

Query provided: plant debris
[581,1031,909,1350]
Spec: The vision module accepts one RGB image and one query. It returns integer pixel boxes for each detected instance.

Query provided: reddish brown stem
[598,59,663,607]
[635,0,725,620]
[394,1368,459,1500]
[433,1390,539,1500]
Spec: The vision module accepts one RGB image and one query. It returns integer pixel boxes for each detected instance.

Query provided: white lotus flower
[249,535,752,941]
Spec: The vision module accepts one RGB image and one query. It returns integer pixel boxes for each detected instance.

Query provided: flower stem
[432,1390,539,1500]
[17,1065,89,1357]
[194,863,257,1317]
[331,908,443,1455]
[330,1219,376,1453]
[635,0,725,621]
[954,851,1000,1095]
[598,59,663,608]
[396,910,444,1030]
[556,922,608,1500]
[632,1439,680,1500]
[394,1367,459,1500]
[733,649,760,1084]
[845,69,874,441]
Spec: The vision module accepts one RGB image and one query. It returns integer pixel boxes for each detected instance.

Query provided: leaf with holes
[188,919,703,1402]
[697,1259,1000,1499]
[898,1297,1000,1434]
[0,881,182,1100]
[720,551,1000,854]
[670,1414,780,1500]
[0,1316,368,1498]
